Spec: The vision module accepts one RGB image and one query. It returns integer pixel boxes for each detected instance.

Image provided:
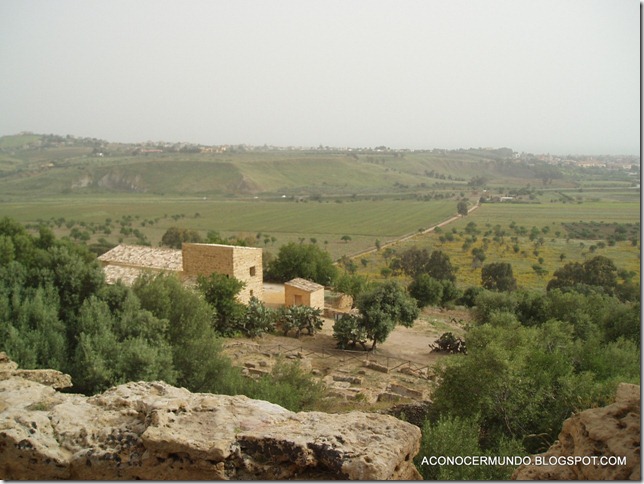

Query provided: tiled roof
[102,265,161,286]
[98,244,183,271]
[285,278,325,292]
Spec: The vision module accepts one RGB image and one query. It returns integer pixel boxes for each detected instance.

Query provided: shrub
[333,313,368,350]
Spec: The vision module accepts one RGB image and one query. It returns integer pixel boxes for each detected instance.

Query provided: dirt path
[345,201,480,260]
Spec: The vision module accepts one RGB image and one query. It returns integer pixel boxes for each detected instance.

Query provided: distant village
[8,132,640,172]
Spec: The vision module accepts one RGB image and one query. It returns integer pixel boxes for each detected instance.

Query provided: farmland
[0,197,459,260]
[354,195,640,292]
[0,132,639,289]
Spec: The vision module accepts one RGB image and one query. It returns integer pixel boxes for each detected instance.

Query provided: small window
[250,290,254,297]
[249,266,256,277]
[294,294,303,305]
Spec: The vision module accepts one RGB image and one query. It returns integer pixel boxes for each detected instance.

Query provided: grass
[354,198,640,292]
[0,138,639,275]
[0,197,460,260]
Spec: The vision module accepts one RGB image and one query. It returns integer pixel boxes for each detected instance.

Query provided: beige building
[182,243,263,303]
[98,243,263,304]
[284,278,325,310]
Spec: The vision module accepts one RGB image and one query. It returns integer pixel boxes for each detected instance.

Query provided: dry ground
[224,290,471,411]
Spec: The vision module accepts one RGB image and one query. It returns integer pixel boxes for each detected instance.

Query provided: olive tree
[354,280,419,350]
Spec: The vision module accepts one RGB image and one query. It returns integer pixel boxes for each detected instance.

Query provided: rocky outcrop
[0,355,422,480]
[512,383,640,480]
[0,352,72,390]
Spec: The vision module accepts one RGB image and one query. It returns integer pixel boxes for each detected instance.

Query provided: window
[294,294,303,305]
[250,266,256,277]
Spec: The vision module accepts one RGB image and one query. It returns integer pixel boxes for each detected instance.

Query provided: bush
[197,272,246,335]
[277,305,324,337]
[250,358,325,412]
[459,286,484,307]
[241,296,276,337]
[333,313,368,350]
[416,415,523,480]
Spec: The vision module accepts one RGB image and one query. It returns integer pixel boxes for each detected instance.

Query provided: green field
[354,196,640,292]
[0,133,639,277]
[0,197,459,260]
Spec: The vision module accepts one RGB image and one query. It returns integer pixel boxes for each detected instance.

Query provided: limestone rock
[0,352,72,390]
[512,383,640,480]
[0,370,421,479]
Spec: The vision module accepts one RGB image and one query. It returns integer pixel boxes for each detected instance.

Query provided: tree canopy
[481,262,517,292]
[266,242,338,285]
[353,280,419,350]
[160,226,203,248]
[546,255,626,297]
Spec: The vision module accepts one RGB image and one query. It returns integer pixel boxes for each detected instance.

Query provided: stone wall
[182,243,263,303]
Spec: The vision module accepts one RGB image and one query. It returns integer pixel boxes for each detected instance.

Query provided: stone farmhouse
[98,243,263,304]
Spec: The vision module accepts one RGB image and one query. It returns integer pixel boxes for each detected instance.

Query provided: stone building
[284,278,325,310]
[182,243,263,303]
[98,243,263,304]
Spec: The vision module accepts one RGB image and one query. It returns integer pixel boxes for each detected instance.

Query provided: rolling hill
[0,133,601,200]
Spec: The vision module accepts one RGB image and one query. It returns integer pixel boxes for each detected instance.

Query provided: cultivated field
[354,193,640,291]
[0,133,639,287]
[0,197,461,260]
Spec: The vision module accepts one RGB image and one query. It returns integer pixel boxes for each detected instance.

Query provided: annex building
[98,243,263,304]
[284,278,325,311]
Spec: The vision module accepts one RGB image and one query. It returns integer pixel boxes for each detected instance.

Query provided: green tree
[481,262,517,292]
[196,272,246,335]
[160,226,203,248]
[457,200,469,216]
[0,283,66,371]
[547,255,620,297]
[71,295,176,395]
[390,246,431,278]
[431,321,595,453]
[132,273,231,393]
[427,250,457,282]
[408,274,443,308]
[355,280,419,350]
[334,272,373,304]
[267,242,338,285]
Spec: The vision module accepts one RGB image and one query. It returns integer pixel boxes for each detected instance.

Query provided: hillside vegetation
[0,132,640,480]
[0,132,639,277]
[3,133,632,199]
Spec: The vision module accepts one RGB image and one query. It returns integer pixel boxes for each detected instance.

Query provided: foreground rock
[512,383,640,480]
[0,359,422,480]
[0,351,72,390]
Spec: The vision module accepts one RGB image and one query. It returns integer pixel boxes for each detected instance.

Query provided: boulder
[0,352,72,390]
[0,360,422,480]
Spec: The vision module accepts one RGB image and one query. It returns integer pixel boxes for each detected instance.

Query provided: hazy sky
[0,0,639,154]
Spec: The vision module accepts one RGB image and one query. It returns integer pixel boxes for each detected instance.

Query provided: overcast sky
[0,0,639,154]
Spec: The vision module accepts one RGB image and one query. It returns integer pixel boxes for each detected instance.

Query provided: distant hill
[0,132,628,200]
